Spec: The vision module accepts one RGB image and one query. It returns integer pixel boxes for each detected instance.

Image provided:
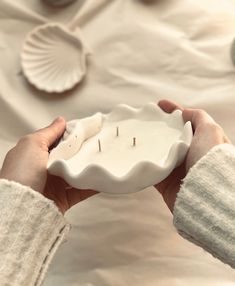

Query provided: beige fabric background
[1,0,235,285]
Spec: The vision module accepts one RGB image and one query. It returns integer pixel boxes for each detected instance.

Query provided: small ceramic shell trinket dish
[21,23,90,93]
[47,103,193,194]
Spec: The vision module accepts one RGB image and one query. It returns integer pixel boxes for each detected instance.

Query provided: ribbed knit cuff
[173,143,235,268]
[0,179,70,286]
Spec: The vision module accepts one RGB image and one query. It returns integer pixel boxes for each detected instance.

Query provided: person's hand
[0,117,98,214]
[155,100,231,213]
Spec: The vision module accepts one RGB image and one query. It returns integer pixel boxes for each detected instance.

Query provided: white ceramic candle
[48,103,193,193]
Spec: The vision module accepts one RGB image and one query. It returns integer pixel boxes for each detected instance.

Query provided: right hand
[155,99,231,213]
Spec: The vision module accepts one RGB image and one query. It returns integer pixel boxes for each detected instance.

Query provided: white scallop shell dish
[47,103,193,194]
[21,23,90,93]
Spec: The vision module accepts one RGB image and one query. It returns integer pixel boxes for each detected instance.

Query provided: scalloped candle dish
[21,23,90,93]
[47,103,193,194]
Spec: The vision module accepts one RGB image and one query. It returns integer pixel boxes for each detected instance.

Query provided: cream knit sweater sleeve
[0,179,70,286]
[173,143,235,268]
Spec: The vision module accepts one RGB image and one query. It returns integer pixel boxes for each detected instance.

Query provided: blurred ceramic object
[231,38,235,67]
[42,0,77,7]
[21,23,90,93]
[48,103,193,194]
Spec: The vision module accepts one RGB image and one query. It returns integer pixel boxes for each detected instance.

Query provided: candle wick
[133,137,136,147]
[98,139,102,152]
[116,126,119,137]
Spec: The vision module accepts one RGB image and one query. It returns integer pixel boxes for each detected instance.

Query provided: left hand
[0,117,98,214]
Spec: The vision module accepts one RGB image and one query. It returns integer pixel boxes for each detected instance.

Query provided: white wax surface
[67,119,181,177]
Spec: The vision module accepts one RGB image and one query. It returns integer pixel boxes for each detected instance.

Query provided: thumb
[158,99,183,113]
[36,117,66,147]
[182,109,215,131]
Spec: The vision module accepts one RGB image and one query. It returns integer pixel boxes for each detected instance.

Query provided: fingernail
[54,116,64,123]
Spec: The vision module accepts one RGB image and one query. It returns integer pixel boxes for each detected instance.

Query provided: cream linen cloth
[1,0,235,285]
